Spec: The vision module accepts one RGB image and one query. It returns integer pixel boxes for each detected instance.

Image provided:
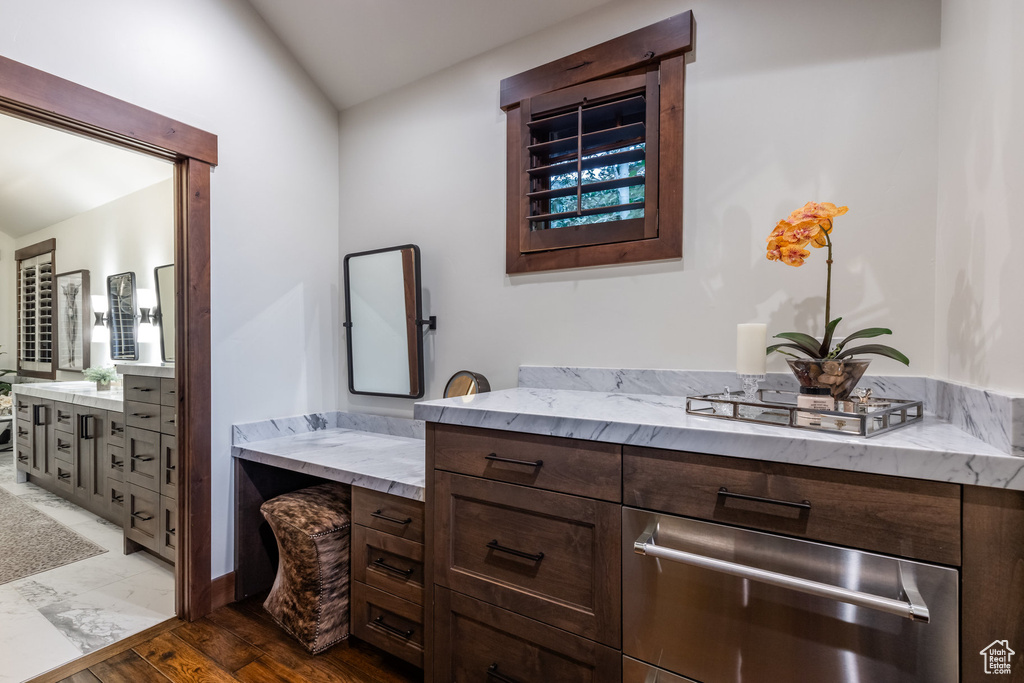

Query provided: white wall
[13,179,174,374]
[0,230,14,370]
[934,0,1024,393]
[338,0,943,415]
[0,0,340,577]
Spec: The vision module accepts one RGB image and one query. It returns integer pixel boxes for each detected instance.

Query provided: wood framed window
[501,11,694,274]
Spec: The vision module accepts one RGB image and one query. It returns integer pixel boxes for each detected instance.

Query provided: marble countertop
[13,382,124,412]
[115,364,174,378]
[233,428,425,501]
[414,387,1024,491]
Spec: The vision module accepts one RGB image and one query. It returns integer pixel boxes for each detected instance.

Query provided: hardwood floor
[37,596,423,683]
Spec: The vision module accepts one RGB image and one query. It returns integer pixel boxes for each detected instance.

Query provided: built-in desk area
[232,412,427,667]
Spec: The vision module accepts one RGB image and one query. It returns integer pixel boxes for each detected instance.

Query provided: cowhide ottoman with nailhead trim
[260,482,352,654]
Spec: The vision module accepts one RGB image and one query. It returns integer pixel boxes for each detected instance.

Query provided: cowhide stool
[260,482,352,654]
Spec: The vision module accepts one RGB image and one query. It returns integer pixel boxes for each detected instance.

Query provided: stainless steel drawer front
[622,507,959,683]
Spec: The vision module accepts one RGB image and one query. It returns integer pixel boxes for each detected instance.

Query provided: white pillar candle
[737,323,767,375]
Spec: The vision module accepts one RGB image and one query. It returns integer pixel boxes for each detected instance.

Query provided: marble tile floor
[0,453,175,683]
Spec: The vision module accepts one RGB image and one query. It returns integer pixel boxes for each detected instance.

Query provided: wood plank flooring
[38,596,423,683]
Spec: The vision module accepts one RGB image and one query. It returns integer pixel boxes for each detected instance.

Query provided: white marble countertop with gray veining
[12,382,124,412]
[232,428,425,501]
[116,363,175,378]
[414,387,1024,491]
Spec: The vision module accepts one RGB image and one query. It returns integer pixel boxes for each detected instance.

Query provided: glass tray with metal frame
[685,389,924,437]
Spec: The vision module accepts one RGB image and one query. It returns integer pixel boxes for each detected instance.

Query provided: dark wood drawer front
[351,581,424,668]
[624,446,962,566]
[55,404,74,430]
[107,411,126,447]
[107,476,126,521]
[125,400,161,430]
[435,472,621,646]
[160,496,178,563]
[434,588,621,683]
[106,444,125,482]
[126,427,161,493]
[353,524,424,605]
[15,419,31,447]
[434,423,621,501]
[124,375,161,404]
[161,434,177,500]
[159,405,176,436]
[352,486,424,544]
[54,431,74,464]
[54,463,74,493]
[126,483,159,547]
[160,378,177,407]
[16,445,31,472]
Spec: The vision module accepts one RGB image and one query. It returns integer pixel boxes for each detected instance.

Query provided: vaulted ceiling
[244,0,614,110]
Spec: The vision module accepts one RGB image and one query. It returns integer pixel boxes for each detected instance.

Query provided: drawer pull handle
[484,453,544,468]
[373,557,414,577]
[17,454,28,462]
[717,487,811,510]
[130,413,151,419]
[166,464,176,471]
[372,616,413,639]
[17,428,28,437]
[132,455,155,462]
[486,539,544,562]
[371,509,412,526]
[112,426,124,434]
[112,494,124,503]
[486,664,521,683]
[57,444,70,453]
[133,387,152,392]
[112,459,124,468]
[132,512,154,521]
[167,527,176,536]
[33,405,45,426]
[58,472,70,480]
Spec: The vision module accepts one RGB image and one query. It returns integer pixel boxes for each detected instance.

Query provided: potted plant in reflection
[84,366,118,392]
[765,202,909,399]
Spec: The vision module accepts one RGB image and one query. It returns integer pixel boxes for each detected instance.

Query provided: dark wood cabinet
[352,486,425,544]
[434,587,621,683]
[352,581,425,668]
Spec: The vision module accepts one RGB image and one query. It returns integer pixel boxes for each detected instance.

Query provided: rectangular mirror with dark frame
[107,271,139,361]
[344,244,433,398]
[154,264,175,363]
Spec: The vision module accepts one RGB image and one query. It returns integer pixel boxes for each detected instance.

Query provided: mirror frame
[343,244,425,399]
[106,271,139,361]
[154,263,175,363]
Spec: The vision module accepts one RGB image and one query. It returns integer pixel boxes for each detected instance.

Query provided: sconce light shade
[94,312,108,327]
[140,308,152,325]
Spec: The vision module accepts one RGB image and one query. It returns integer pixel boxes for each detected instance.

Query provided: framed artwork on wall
[56,270,91,372]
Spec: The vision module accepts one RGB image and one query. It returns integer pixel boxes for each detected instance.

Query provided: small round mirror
[444,370,490,398]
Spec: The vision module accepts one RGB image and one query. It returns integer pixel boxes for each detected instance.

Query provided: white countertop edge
[12,382,124,412]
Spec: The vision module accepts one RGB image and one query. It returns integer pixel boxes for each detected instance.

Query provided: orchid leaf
[834,343,910,365]
[767,342,814,358]
[818,317,843,357]
[772,332,821,358]
[834,327,892,354]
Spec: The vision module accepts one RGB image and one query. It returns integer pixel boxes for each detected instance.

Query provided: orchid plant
[765,202,909,365]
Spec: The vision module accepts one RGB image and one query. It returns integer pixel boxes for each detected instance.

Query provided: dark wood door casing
[0,55,216,621]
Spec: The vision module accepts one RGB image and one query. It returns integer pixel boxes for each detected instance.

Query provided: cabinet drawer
[435,472,621,646]
[125,483,159,549]
[160,405,176,436]
[434,588,621,683]
[125,400,161,430]
[54,462,74,493]
[15,419,31,447]
[54,404,74,431]
[124,375,161,404]
[624,447,962,566]
[434,424,621,501]
[159,496,177,563]
[15,398,31,419]
[106,444,125,482]
[126,427,161,493]
[54,431,74,464]
[107,476,127,522]
[352,486,424,544]
[160,378,177,407]
[15,445,31,472]
[160,434,177,500]
[351,581,424,668]
[106,411,126,447]
[353,524,424,605]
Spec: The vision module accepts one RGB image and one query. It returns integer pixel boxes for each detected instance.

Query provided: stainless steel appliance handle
[634,525,929,623]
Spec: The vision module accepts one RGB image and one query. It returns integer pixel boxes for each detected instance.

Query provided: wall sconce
[139,307,162,325]
[94,312,109,328]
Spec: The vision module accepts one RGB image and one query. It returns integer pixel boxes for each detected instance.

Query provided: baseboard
[211,570,236,610]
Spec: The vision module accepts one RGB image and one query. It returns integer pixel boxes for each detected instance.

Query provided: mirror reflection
[107,271,139,361]
[154,264,175,363]
[344,245,426,398]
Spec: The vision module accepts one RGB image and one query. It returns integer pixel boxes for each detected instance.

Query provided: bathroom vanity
[414,371,1024,683]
